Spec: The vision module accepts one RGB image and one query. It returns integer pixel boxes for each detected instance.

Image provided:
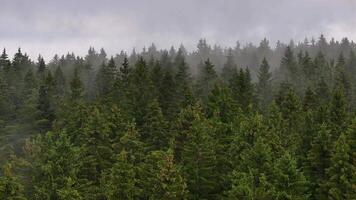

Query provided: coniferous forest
[0,36,355,199]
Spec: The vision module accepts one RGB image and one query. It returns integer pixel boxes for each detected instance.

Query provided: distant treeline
[0,35,355,199]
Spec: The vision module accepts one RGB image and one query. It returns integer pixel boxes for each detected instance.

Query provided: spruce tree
[272,152,310,200]
[306,124,333,199]
[229,68,254,112]
[100,150,138,200]
[325,133,355,199]
[207,82,238,123]
[127,57,155,127]
[181,114,218,199]
[150,149,188,200]
[221,48,237,83]
[257,57,273,113]
[37,56,46,81]
[53,66,66,97]
[141,99,169,150]
[196,59,218,103]
[31,131,82,199]
[70,68,84,100]
[0,48,11,72]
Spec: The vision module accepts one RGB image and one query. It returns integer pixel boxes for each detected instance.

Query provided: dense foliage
[0,36,355,199]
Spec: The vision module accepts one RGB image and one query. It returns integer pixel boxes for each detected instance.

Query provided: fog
[0,0,355,60]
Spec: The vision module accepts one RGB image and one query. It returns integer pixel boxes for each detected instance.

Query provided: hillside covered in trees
[0,36,355,199]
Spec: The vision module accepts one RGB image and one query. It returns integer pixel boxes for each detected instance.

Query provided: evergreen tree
[271,152,310,200]
[280,46,299,88]
[221,48,237,82]
[175,54,193,109]
[306,124,333,199]
[37,56,46,81]
[31,131,82,199]
[0,161,27,200]
[325,133,355,199]
[334,53,352,104]
[53,66,66,97]
[70,68,84,100]
[127,57,155,127]
[100,150,138,200]
[196,59,218,103]
[206,83,238,123]
[229,68,254,112]
[329,88,348,137]
[36,84,55,133]
[141,99,169,150]
[181,114,218,199]
[0,48,11,72]
[95,57,116,97]
[150,149,188,200]
[257,57,273,112]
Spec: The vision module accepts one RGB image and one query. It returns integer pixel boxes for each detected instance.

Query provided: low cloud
[0,0,355,61]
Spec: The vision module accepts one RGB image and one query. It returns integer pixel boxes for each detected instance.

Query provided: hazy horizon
[1,0,355,61]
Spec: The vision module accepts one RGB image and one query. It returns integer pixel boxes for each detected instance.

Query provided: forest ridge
[0,36,355,199]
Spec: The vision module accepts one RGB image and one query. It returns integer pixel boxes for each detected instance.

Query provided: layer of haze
[0,0,355,61]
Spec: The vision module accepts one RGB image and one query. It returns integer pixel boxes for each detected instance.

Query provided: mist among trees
[0,35,355,199]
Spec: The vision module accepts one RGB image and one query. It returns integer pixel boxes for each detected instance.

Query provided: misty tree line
[0,35,355,199]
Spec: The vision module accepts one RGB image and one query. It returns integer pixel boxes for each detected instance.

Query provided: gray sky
[0,0,355,61]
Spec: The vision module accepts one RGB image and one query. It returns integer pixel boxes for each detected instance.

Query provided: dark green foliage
[229,68,254,111]
[70,68,84,100]
[0,38,356,199]
[325,133,355,199]
[36,84,55,133]
[181,113,218,199]
[207,83,238,123]
[221,48,237,82]
[31,131,82,199]
[196,59,218,103]
[257,57,273,112]
[100,150,138,200]
[53,66,66,97]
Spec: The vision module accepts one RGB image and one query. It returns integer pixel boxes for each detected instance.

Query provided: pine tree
[257,57,273,113]
[150,149,188,200]
[37,55,46,81]
[53,66,66,97]
[228,138,274,200]
[280,46,300,88]
[0,48,11,72]
[0,161,27,200]
[329,88,348,137]
[306,124,333,199]
[175,54,193,109]
[95,57,117,97]
[325,133,355,199]
[275,84,303,152]
[272,152,310,200]
[159,69,178,120]
[301,51,315,86]
[141,99,169,150]
[335,53,352,104]
[181,114,218,199]
[70,68,84,100]
[196,59,218,103]
[36,84,55,133]
[206,82,238,123]
[229,68,254,112]
[31,131,82,199]
[100,150,138,200]
[315,77,330,103]
[221,48,237,83]
[127,57,155,127]
[79,106,113,186]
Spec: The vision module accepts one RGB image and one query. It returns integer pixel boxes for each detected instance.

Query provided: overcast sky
[0,0,355,61]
